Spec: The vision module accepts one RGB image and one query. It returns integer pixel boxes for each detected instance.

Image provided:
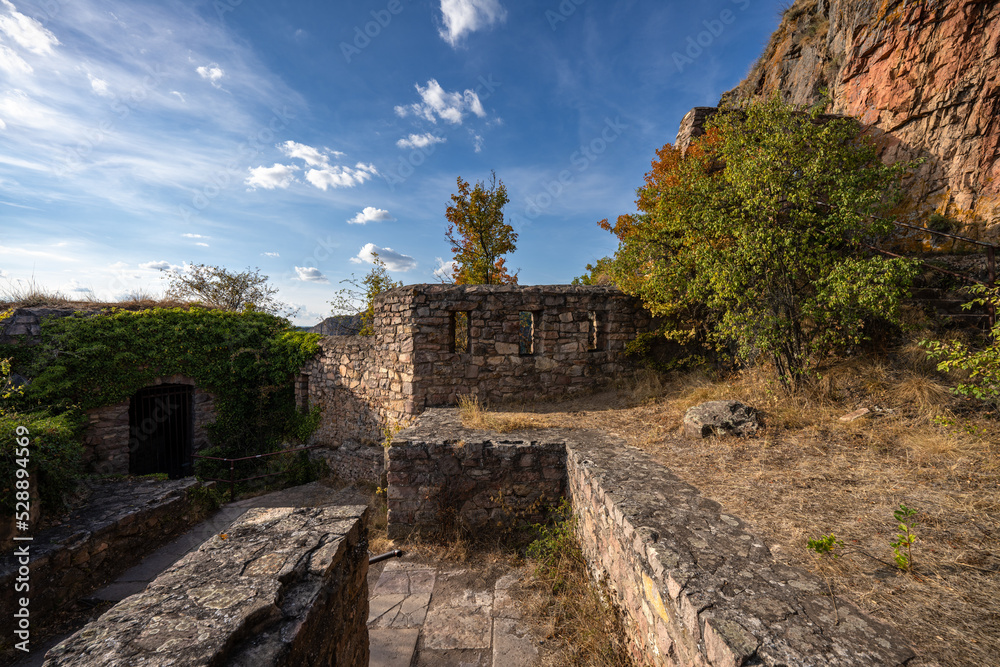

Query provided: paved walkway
[368,560,548,667]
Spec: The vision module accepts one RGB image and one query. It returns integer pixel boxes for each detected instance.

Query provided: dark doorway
[129,384,194,479]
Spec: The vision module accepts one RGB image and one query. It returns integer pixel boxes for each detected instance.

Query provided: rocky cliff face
[722,0,1000,245]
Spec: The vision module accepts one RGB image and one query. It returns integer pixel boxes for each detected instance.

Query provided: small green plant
[890,504,918,572]
[807,533,844,558]
[526,498,582,593]
[921,285,1000,407]
[927,213,953,234]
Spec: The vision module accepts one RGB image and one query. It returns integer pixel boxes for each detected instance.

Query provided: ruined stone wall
[385,410,566,539]
[82,375,216,475]
[0,478,206,636]
[385,410,915,666]
[305,284,648,484]
[384,284,649,409]
[44,505,370,667]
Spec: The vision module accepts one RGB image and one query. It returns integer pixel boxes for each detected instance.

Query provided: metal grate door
[128,384,194,479]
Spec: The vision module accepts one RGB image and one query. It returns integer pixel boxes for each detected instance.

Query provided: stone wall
[305,285,649,483]
[0,478,207,636]
[385,410,566,539]
[44,505,370,667]
[385,410,915,666]
[82,375,216,475]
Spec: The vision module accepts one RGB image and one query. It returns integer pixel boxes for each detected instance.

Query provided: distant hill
[309,314,363,336]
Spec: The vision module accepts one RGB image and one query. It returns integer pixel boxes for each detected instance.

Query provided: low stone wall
[44,505,370,667]
[386,410,566,540]
[0,478,206,635]
[385,410,915,665]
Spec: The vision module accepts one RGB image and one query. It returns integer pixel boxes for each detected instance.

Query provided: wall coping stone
[43,505,370,667]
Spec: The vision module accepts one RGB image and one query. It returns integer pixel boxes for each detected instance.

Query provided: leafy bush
[0,410,85,515]
[921,284,999,406]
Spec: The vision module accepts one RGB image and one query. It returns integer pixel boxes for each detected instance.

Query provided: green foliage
[445,171,518,285]
[526,498,583,593]
[0,410,85,514]
[330,255,402,336]
[927,213,953,234]
[807,533,844,558]
[13,308,320,457]
[890,504,918,572]
[921,285,1000,406]
[187,483,225,517]
[602,94,918,386]
[571,257,615,286]
[164,263,288,316]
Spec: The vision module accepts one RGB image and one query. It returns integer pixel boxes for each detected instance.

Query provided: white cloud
[195,242,208,247]
[88,73,111,97]
[182,233,206,238]
[305,163,377,191]
[245,163,299,190]
[0,0,60,55]
[294,266,329,283]
[196,63,225,87]
[65,279,92,293]
[472,133,484,153]
[394,79,486,125]
[261,251,280,257]
[433,257,457,282]
[396,133,446,150]
[350,243,416,272]
[348,207,395,225]
[171,90,186,103]
[0,44,30,74]
[279,140,341,167]
[139,260,172,271]
[438,0,507,47]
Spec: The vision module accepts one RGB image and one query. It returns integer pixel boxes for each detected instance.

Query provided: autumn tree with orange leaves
[445,172,518,285]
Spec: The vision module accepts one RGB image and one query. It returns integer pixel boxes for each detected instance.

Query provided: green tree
[571,257,615,286]
[165,264,287,316]
[603,95,918,387]
[329,255,402,336]
[445,171,518,285]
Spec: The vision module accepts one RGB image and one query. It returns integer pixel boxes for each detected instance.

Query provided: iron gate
[128,383,194,479]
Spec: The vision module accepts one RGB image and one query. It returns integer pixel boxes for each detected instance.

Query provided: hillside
[720,0,999,245]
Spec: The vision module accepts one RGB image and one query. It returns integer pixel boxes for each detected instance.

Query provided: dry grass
[0,278,202,312]
[458,394,555,432]
[477,357,1000,667]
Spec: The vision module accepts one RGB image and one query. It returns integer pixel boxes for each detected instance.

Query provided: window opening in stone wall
[519,311,536,355]
[128,384,194,479]
[451,311,470,353]
[588,311,599,351]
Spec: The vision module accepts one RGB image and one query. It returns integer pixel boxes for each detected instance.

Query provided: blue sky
[0,0,785,325]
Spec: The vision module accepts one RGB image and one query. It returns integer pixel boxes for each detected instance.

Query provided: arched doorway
[128,383,194,478]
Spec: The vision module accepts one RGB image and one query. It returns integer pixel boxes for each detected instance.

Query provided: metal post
[229,460,236,503]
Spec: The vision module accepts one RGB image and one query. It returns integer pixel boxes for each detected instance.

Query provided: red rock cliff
[723,0,1000,244]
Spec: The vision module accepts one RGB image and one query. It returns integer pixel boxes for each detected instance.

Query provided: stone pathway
[12,480,550,667]
[368,559,548,667]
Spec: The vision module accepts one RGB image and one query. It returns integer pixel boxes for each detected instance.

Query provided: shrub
[0,410,85,515]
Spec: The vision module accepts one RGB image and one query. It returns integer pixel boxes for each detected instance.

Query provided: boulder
[683,400,761,439]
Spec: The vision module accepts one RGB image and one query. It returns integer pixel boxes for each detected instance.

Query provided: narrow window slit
[519,311,535,356]
[588,311,599,351]
[451,311,470,353]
